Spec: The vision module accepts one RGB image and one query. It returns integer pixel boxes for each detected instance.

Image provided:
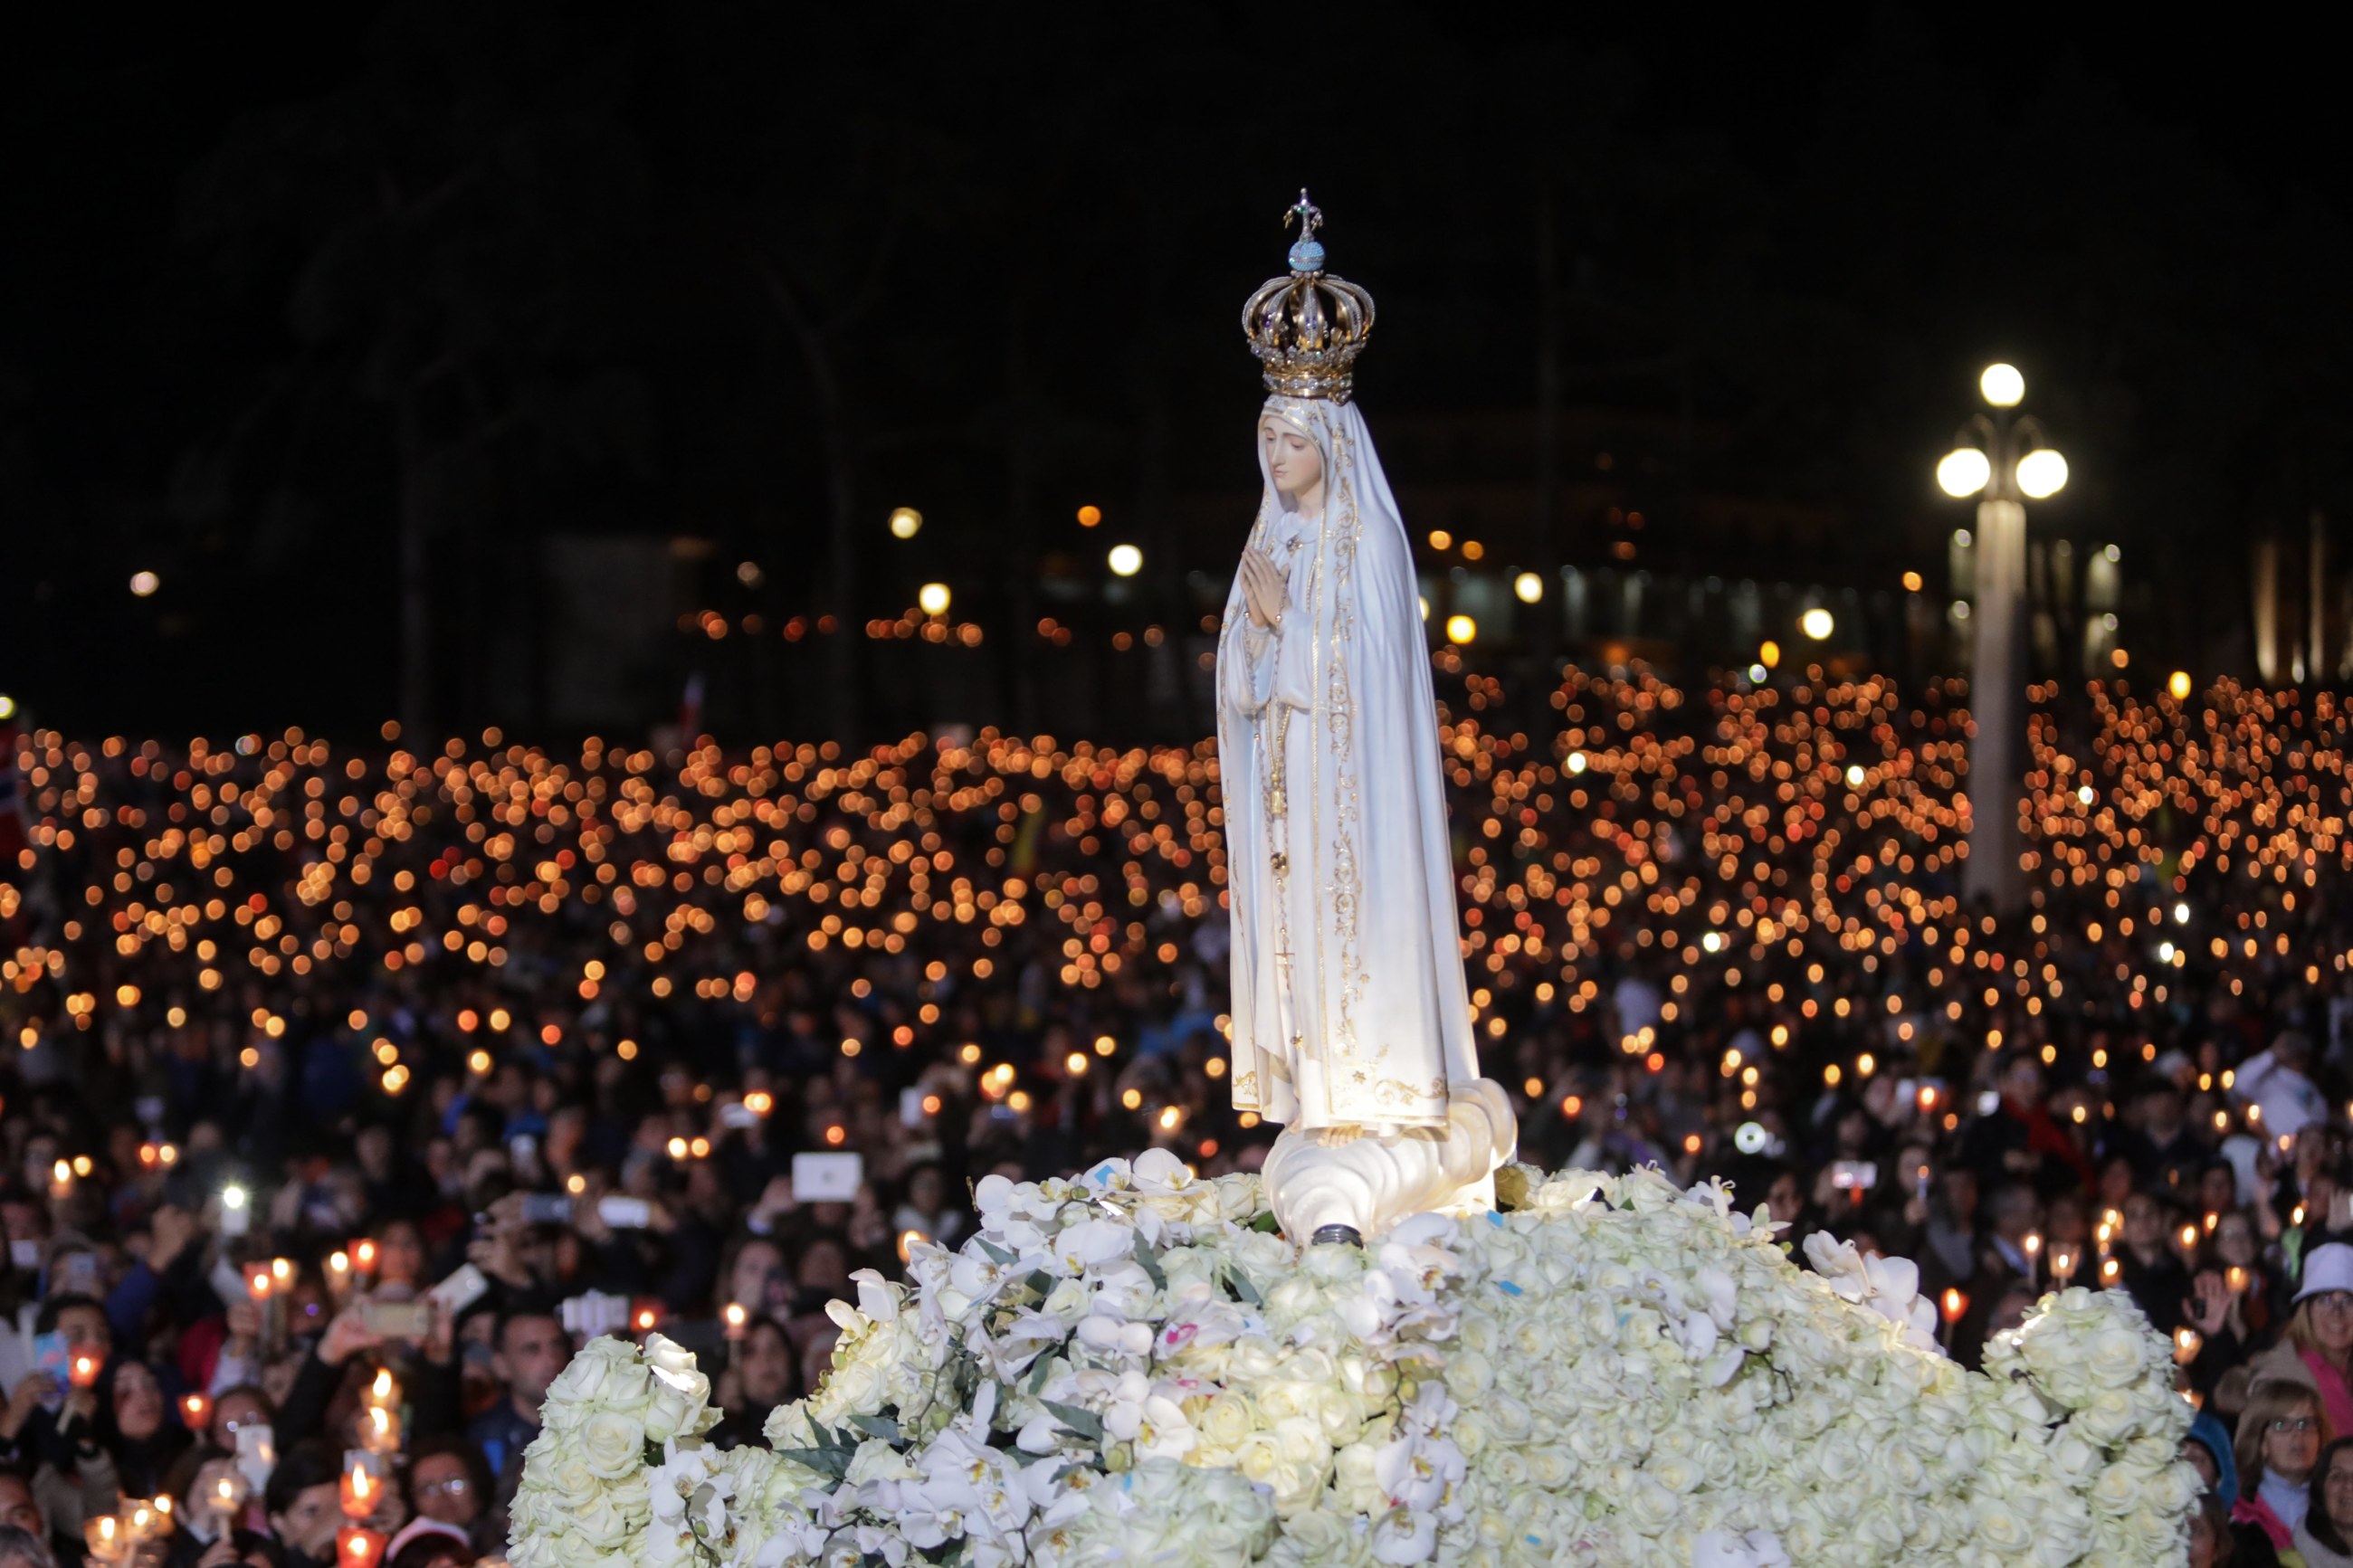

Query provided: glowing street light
[1444,613,1477,644]
[1513,572,1543,603]
[917,583,951,616]
[888,507,923,540]
[1799,608,1834,641]
[2016,448,2070,499]
[0,693,14,721]
[2168,670,2194,701]
[1938,362,2067,915]
[1937,448,1992,498]
[1107,544,1143,577]
[129,571,160,597]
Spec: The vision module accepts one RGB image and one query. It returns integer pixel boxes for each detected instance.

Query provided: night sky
[5,7,2347,735]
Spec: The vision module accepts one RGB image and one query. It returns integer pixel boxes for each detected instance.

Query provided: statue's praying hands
[1239,546,1287,630]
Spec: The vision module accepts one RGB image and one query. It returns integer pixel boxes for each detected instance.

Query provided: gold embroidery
[1326,415,1363,1057]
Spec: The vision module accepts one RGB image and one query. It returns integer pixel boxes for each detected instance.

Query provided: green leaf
[1248,1212,1281,1233]
[1022,1269,1055,1299]
[643,1438,666,1468]
[1040,1400,1104,1442]
[1025,1354,1056,1396]
[976,1237,1018,1266]
[1224,1265,1264,1307]
[848,1413,902,1443]
[1134,1240,1168,1291]
[774,1445,851,1481]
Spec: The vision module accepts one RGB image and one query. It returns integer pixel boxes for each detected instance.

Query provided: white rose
[1199,1392,1256,1449]
[570,1490,631,1548]
[578,1410,647,1480]
[2082,1326,2153,1391]
[548,1339,651,1415]
[643,1373,709,1443]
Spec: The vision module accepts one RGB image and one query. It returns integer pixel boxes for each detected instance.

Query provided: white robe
[1215,395,1480,1130]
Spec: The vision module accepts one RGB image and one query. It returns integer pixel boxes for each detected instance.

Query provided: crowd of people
[4,666,2353,1566]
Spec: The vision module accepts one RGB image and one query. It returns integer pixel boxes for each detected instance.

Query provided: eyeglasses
[2272,1418,2321,1434]
[418,1478,472,1497]
[2314,1294,2353,1316]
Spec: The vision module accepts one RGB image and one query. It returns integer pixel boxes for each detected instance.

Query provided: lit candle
[361,1402,400,1453]
[354,1239,378,1275]
[183,1392,213,1431]
[69,1351,101,1390]
[2175,1326,2204,1365]
[2051,1249,2079,1286]
[341,1451,387,1521]
[2227,1265,2250,1297]
[337,1525,386,1568]
[2023,1231,2042,1290]
[84,1515,121,1568]
[723,1302,748,1342]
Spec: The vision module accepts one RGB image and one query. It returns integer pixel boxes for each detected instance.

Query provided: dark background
[5,5,2347,741]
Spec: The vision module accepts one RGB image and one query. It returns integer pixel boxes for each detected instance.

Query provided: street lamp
[1937,362,2066,914]
[1107,544,1143,577]
[918,583,951,616]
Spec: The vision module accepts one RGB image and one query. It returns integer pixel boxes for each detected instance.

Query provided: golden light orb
[1107,544,1143,577]
[1513,572,1544,603]
[1444,613,1477,645]
[888,507,923,539]
[917,582,951,616]
[1979,363,2024,407]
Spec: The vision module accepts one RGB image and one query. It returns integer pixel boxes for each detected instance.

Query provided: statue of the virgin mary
[1216,193,1515,1243]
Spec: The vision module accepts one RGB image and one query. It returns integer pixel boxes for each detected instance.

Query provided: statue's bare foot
[1313,1124,1366,1148]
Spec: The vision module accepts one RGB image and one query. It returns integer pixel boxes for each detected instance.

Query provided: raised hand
[1240,547,1288,631]
[2182,1271,2233,1337]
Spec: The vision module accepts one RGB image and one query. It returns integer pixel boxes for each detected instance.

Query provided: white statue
[1217,192,1516,1245]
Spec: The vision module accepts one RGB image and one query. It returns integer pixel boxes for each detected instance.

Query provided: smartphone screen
[519,1193,575,1226]
[596,1195,653,1230]
[791,1153,865,1202]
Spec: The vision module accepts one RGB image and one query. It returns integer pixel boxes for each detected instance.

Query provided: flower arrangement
[511,1155,2199,1568]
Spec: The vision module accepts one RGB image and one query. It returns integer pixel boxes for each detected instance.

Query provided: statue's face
[1261,416,1323,499]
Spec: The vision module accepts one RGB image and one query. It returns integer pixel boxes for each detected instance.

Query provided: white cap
[2295,1242,2353,1304]
[385,1519,470,1563]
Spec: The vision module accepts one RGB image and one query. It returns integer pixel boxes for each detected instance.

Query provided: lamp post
[1938,364,2067,915]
